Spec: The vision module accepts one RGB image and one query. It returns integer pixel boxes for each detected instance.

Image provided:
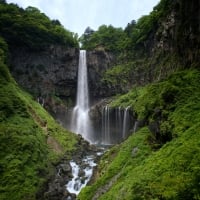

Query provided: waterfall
[133,120,139,133]
[117,107,123,139]
[69,50,132,144]
[70,50,92,142]
[102,106,111,144]
[122,106,130,139]
[102,106,131,144]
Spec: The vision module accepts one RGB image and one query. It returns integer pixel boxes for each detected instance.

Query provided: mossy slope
[0,47,78,199]
[79,69,200,200]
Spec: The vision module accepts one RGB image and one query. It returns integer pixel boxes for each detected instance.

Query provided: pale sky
[7,0,160,36]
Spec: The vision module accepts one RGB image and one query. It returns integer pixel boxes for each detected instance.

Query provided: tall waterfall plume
[70,50,92,142]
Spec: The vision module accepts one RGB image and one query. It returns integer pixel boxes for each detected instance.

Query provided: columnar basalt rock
[86,49,116,99]
[9,45,79,101]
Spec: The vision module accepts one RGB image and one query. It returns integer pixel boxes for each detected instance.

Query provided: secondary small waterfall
[70,50,92,142]
[122,106,130,139]
[101,106,131,144]
[102,106,110,144]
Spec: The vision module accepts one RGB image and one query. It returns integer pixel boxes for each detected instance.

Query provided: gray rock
[60,163,71,174]
[9,45,79,101]
[132,147,139,157]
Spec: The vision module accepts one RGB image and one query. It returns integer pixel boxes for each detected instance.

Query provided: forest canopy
[0,2,79,49]
[80,0,173,57]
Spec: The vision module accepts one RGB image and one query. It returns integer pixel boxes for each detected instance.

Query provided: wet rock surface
[40,136,104,200]
[9,46,79,100]
[87,49,116,99]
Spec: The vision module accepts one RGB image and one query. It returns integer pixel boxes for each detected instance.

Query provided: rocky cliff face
[9,45,116,119]
[150,0,200,66]
[9,1,199,116]
[87,49,116,101]
[103,0,200,96]
[9,45,79,99]
[9,45,79,115]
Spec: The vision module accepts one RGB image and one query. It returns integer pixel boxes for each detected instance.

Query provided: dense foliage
[80,25,128,53]
[0,2,79,49]
[79,69,200,199]
[80,0,173,56]
[0,44,78,199]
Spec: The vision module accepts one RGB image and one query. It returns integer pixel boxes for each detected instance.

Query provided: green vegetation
[80,0,200,198]
[80,25,128,53]
[0,44,78,199]
[79,69,200,199]
[81,0,184,95]
[80,0,172,56]
[0,2,79,49]
[1,0,199,199]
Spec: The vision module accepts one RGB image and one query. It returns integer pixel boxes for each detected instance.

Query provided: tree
[0,3,79,48]
[0,0,6,4]
[124,20,136,37]
[80,25,128,53]
[84,26,95,36]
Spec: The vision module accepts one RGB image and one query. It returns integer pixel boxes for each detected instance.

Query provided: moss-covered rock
[79,69,200,199]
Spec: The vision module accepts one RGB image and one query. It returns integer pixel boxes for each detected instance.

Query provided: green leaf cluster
[0,3,79,49]
[80,25,129,53]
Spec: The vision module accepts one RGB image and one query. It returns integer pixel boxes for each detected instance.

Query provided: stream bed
[42,140,105,200]
[66,155,97,197]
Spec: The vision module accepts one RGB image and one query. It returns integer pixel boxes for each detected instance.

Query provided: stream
[66,155,97,196]
[42,141,105,200]
[64,148,104,200]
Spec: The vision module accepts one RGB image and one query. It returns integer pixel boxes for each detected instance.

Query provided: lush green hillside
[79,69,200,199]
[80,25,128,54]
[0,38,78,200]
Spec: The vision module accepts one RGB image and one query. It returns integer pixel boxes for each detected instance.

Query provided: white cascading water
[117,107,123,138]
[70,50,92,142]
[102,106,111,144]
[102,106,131,144]
[66,156,96,195]
[122,106,130,139]
[70,50,132,144]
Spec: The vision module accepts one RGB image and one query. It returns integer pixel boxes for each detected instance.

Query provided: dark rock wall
[9,45,79,101]
[87,49,116,101]
[8,45,116,122]
[150,0,200,66]
[105,0,200,95]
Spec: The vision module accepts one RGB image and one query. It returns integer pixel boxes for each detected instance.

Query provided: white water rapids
[66,155,97,195]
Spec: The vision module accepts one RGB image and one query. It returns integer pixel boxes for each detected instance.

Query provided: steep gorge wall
[9,0,200,113]
[102,0,200,96]
[87,49,116,100]
[9,45,79,99]
[147,0,200,67]
[9,45,116,118]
